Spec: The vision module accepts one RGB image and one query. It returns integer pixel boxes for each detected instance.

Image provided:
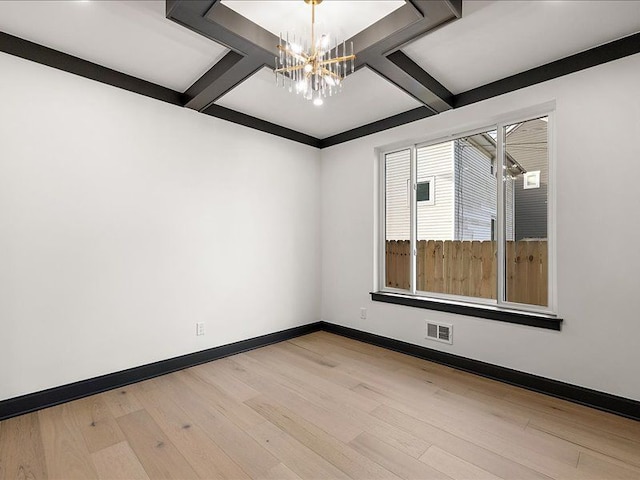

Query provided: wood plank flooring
[1,331,639,479]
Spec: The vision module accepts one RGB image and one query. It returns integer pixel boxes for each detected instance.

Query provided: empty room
[1,0,639,479]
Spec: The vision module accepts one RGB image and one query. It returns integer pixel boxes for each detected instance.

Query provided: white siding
[453,137,515,241]
[506,177,515,241]
[417,142,454,240]
[507,118,549,240]
[384,149,411,240]
[454,138,496,240]
[385,143,455,240]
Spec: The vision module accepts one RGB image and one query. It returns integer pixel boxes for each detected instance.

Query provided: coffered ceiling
[220,1,406,40]
[401,0,640,94]
[216,67,422,139]
[0,1,639,148]
[0,0,228,92]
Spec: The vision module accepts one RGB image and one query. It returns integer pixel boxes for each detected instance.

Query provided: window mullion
[410,146,417,295]
[379,151,386,292]
[496,124,506,305]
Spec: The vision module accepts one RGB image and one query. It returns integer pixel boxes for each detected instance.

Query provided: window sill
[370,292,562,331]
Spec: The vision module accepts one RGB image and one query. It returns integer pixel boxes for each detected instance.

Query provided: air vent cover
[426,321,453,344]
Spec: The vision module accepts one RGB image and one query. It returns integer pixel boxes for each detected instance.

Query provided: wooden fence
[386,240,548,306]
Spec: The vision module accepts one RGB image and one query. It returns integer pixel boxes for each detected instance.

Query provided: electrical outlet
[360,308,367,320]
[196,322,205,336]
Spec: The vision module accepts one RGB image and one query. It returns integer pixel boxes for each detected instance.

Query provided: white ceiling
[0,0,228,92]
[215,67,422,138]
[402,0,640,94]
[221,0,405,41]
[0,1,638,138]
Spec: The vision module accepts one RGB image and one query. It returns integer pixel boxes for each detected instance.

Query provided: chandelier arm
[277,44,309,62]
[319,67,341,79]
[319,55,356,66]
[275,64,308,74]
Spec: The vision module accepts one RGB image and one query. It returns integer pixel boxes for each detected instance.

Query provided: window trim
[370,292,562,330]
[523,170,541,189]
[376,105,557,320]
[416,177,435,205]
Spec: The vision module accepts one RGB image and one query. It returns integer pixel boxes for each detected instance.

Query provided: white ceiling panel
[215,67,422,138]
[0,0,228,92]
[402,0,640,94]
[221,1,405,41]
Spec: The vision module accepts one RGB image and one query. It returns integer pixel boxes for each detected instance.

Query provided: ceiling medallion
[274,0,356,106]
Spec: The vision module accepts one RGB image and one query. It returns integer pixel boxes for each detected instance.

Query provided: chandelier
[274,0,355,106]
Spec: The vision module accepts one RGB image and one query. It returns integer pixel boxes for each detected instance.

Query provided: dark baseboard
[320,322,640,422]
[0,322,322,421]
[3,320,638,422]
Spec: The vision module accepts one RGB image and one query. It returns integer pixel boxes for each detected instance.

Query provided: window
[417,178,434,204]
[379,113,554,315]
[524,170,541,189]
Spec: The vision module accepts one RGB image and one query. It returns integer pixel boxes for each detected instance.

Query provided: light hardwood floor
[1,331,639,479]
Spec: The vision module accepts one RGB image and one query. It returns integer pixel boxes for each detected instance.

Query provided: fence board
[514,240,529,304]
[469,241,482,298]
[424,240,436,292]
[417,240,425,292]
[541,240,548,307]
[443,241,454,295]
[527,241,539,306]
[386,239,546,305]
[433,241,444,294]
[461,242,472,297]
[506,241,516,302]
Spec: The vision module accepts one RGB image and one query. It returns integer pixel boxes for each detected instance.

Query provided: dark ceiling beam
[169,0,461,115]
[348,3,423,54]
[455,31,640,108]
[203,104,321,148]
[443,0,463,18]
[167,1,276,112]
[353,1,460,60]
[203,3,279,58]
[0,31,182,106]
[325,30,640,148]
[368,51,454,113]
[182,51,262,111]
[350,0,461,113]
[319,106,435,149]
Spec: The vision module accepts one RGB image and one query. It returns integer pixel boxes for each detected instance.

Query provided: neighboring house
[509,118,549,240]
[386,119,548,242]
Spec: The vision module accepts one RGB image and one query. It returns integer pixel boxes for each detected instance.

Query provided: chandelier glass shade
[274,0,355,106]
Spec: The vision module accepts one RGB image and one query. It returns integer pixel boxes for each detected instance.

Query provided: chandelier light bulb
[304,64,313,73]
[296,79,308,93]
[313,97,324,106]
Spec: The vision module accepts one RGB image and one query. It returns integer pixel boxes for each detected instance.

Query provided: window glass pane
[417,182,430,202]
[504,117,548,306]
[415,130,497,299]
[385,149,411,291]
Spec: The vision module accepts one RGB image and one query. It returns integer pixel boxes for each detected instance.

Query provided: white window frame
[416,176,435,205]
[523,170,541,189]
[377,107,557,316]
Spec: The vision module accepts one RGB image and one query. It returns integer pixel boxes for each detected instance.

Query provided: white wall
[0,52,321,401]
[321,53,640,401]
